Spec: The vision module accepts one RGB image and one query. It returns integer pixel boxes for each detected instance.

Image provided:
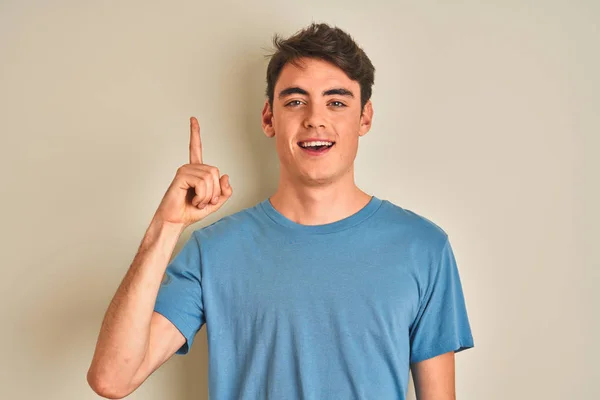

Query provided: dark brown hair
[265,23,375,113]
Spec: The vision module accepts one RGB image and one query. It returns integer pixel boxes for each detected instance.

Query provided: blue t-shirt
[154,195,474,399]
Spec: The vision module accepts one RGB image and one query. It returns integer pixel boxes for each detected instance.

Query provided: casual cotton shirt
[154,195,474,399]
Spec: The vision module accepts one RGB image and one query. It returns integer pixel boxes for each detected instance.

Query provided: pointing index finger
[189,116,203,164]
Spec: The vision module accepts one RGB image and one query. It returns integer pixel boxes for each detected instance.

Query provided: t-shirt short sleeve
[409,236,474,364]
[154,231,205,355]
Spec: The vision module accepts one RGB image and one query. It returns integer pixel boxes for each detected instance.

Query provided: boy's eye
[284,100,346,107]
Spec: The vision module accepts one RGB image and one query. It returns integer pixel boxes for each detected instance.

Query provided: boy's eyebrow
[278,86,355,99]
[278,87,308,99]
[323,88,354,97]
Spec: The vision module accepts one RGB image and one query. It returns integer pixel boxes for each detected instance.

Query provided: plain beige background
[1,0,597,399]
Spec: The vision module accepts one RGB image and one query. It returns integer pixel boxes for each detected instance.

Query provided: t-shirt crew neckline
[259,195,383,235]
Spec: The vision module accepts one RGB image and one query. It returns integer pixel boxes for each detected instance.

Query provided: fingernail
[214,196,219,203]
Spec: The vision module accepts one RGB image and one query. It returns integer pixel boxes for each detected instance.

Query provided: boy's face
[262,57,373,187]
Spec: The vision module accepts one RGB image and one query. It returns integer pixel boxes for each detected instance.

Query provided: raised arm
[87,220,185,399]
[86,117,233,398]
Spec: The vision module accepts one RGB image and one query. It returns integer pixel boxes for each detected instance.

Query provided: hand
[153,117,233,228]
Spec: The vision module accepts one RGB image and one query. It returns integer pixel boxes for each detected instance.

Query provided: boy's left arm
[411,351,456,400]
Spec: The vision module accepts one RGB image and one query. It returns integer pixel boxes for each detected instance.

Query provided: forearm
[412,352,456,400]
[87,218,185,395]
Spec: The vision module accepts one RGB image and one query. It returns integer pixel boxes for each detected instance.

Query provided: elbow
[87,368,131,399]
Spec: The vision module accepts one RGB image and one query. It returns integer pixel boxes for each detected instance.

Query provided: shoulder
[191,201,265,242]
[376,199,455,287]
[376,198,449,251]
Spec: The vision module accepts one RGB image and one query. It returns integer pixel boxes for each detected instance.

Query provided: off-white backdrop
[1,1,597,399]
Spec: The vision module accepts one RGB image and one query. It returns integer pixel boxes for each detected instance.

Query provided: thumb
[219,174,233,199]
[194,174,232,217]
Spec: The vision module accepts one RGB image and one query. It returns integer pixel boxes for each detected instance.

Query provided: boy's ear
[262,100,275,138]
[359,100,373,137]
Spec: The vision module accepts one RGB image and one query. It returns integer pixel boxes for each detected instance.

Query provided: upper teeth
[300,141,333,147]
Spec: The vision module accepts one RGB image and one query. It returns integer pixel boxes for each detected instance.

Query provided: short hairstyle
[265,23,375,113]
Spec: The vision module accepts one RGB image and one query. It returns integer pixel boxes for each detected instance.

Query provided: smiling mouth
[297,142,336,152]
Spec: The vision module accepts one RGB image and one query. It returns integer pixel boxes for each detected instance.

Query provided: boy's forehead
[275,58,357,92]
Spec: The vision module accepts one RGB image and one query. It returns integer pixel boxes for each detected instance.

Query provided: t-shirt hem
[410,338,475,364]
[153,301,197,355]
